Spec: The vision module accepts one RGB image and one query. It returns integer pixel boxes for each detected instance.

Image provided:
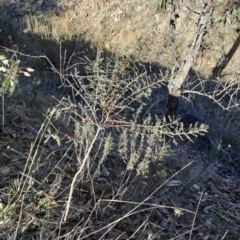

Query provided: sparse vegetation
[0,0,240,239]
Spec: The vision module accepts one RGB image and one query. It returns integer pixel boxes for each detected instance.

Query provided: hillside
[0,0,240,239]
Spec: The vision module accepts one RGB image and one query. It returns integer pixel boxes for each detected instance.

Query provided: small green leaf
[0,55,6,61]
[238,8,240,16]
[2,59,9,66]
[232,9,237,18]
[214,14,223,23]
[4,78,11,91]
[155,0,161,9]
[226,16,232,26]
[0,66,7,72]
[155,0,173,11]
[226,11,231,18]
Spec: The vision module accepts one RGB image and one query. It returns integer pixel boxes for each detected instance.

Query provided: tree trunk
[166,4,213,119]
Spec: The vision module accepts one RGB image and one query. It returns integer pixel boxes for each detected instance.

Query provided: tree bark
[166,4,213,119]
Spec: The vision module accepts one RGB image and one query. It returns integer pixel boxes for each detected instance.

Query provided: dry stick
[126,215,150,240]
[166,4,213,117]
[181,89,233,111]
[100,199,195,214]
[5,108,55,210]
[63,126,102,221]
[60,193,101,239]
[221,230,228,240]
[80,161,194,239]
[12,194,25,240]
[90,207,153,240]
[168,4,213,97]
[169,225,204,240]
[115,232,128,240]
[0,46,60,75]
[1,89,4,126]
[189,191,203,240]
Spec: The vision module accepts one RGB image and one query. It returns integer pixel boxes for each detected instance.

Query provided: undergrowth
[0,49,209,239]
[0,0,239,238]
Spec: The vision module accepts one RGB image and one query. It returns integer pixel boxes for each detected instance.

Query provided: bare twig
[182,76,240,111]
[189,191,203,240]
[63,126,102,221]
[79,161,194,239]
[169,4,213,97]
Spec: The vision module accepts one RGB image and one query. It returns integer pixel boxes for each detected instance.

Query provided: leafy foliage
[155,0,175,11]
[0,54,34,95]
[213,6,240,26]
[0,54,19,94]
[54,49,209,178]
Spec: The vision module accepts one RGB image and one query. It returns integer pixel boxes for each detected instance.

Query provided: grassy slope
[19,0,240,80]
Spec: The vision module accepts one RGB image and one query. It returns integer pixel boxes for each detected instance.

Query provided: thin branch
[189,191,203,240]
[63,126,102,222]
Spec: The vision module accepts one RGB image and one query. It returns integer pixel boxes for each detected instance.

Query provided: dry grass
[24,12,81,41]
[15,0,240,81]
